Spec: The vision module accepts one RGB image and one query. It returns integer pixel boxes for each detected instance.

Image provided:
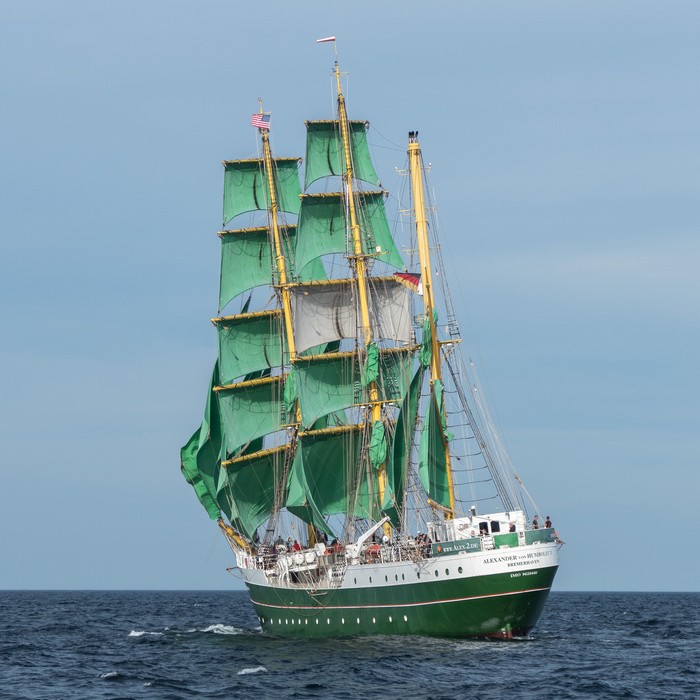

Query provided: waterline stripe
[250,586,551,612]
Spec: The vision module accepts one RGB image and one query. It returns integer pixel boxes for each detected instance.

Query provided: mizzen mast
[408,131,455,518]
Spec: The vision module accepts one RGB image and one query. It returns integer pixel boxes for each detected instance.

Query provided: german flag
[392,272,422,295]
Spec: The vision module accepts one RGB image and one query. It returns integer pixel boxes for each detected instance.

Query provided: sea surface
[1,590,697,699]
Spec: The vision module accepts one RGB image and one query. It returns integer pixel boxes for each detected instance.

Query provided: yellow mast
[407,131,455,518]
[256,104,317,544]
[257,102,297,361]
[333,63,390,533]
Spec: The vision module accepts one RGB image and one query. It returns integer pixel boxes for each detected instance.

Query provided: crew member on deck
[532,515,539,529]
[545,516,552,529]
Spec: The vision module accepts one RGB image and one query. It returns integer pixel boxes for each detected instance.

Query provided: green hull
[245,564,558,638]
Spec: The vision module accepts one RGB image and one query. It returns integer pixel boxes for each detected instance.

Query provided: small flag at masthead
[251,113,271,130]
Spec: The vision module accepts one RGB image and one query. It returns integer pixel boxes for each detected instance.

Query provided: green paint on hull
[245,565,558,638]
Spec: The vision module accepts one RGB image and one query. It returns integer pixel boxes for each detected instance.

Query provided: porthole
[395,575,398,581]
[285,619,288,624]
[435,570,439,577]
[354,578,357,584]
[385,576,388,582]
[278,619,281,624]
[341,617,345,624]
[402,574,405,581]
[445,569,450,576]
[369,576,372,583]
[403,615,408,622]
[417,573,421,579]
[372,617,376,624]
[316,619,319,625]
[356,617,360,624]
[327,618,330,624]
[305,619,308,625]
[389,615,393,622]
[458,566,463,574]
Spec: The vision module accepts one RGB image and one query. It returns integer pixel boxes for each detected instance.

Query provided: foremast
[258,102,297,361]
[218,105,302,543]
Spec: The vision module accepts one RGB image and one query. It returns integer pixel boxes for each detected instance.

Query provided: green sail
[295,194,346,277]
[383,367,424,525]
[418,308,438,367]
[180,427,220,520]
[304,121,380,188]
[294,349,414,429]
[217,447,288,539]
[217,376,285,458]
[286,456,336,538]
[179,363,224,520]
[219,227,276,310]
[295,191,403,277]
[418,379,452,508]
[223,158,301,225]
[219,226,327,311]
[216,311,285,385]
[286,425,376,523]
[369,420,387,469]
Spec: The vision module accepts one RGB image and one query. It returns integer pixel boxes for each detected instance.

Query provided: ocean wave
[238,666,268,676]
[197,624,246,634]
[128,630,164,637]
[99,671,121,680]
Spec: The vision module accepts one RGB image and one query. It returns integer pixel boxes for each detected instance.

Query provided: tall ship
[181,49,562,639]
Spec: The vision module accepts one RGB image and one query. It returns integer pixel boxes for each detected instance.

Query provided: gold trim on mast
[407,131,455,518]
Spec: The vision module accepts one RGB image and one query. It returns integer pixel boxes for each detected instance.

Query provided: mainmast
[407,131,455,518]
[333,62,390,529]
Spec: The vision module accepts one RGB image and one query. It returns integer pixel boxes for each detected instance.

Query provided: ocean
[1,591,697,699]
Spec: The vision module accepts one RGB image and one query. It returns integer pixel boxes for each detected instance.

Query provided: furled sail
[304,120,380,188]
[223,158,301,224]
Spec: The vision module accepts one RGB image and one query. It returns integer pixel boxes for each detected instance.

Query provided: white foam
[237,666,268,676]
[99,671,120,679]
[128,630,163,637]
[200,624,244,635]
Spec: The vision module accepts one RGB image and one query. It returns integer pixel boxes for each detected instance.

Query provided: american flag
[251,113,271,130]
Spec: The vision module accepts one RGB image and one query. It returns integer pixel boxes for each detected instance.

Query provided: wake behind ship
[181,47,563,639]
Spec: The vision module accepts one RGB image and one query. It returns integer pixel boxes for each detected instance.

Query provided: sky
[1,1,698,592]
